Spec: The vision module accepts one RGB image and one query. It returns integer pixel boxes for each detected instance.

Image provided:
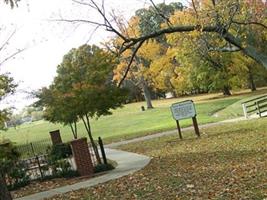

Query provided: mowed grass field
[1,88,267,146]
[48,117,267,200]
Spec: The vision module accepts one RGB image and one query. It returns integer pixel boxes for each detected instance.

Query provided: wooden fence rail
[242,94,267,118]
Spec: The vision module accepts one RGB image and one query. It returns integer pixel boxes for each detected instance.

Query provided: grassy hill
[1,88,266,146]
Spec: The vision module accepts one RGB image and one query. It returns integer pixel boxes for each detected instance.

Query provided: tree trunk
[248,69,256,91]
[169,80,177,98]
[140,77,153,109]
[171,90,177,98]
[69,122,78,139]
[82,115,102,164]
[0,174,12,200]
[223,86,231,96]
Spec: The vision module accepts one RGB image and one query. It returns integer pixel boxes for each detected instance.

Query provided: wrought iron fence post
[98,137,107,165]
[30,143,44,179]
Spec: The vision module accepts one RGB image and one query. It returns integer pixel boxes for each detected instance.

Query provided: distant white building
[165,92,174,99]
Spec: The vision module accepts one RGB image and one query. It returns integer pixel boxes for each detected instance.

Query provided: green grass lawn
[47,117,267,200]
[1,88,266,147]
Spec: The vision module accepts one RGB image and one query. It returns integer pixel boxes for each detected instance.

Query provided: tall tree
[159,6,266,95]
[36,44,128,164]
[136,2,184,42]
[114,41,160,109]
[113,16,155,108]
[34,86,79,139]
[0,1,20,199]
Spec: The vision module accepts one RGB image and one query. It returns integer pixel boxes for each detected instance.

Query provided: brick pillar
[49,130,62,145]
[70,137,94,177]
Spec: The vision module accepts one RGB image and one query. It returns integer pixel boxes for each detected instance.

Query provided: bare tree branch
[0,27,27,67]
[50,18,107,27]
[72,0,95,9]
[110,11,128,37]
[89,0,129,41]
[149,0,173,26]
[120,25,218,53]
[232,20,267,29]
[0,29,16,52]
[224,3,239,31]
[101,0,105,18]
[62,0,267,76]
[0,48,26,66]
[191,0,199,19]
[118,40,145,87]
[85,25,101,44]
[71,0,129,41]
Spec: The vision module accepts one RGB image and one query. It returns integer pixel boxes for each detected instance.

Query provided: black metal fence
[16,139,52,158]
[13,139,99,177]
[16,139,99,163]
[5,137,107,190]
[21,154,50,180]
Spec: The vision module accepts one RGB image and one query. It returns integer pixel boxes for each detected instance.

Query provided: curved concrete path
[15,148,151,200]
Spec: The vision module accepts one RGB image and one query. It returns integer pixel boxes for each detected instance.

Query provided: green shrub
[49,143,72,160]
[45,158,78,178]
[0,141,29,190]
[94,163,114,173]
[46,144,78,179]
[7,162,29,190]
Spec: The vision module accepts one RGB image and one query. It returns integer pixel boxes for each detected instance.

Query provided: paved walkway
[15,149,151,200]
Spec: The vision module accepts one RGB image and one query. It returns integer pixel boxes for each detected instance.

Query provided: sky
[0,0,183,111]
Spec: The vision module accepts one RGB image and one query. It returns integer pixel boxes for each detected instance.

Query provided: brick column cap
[49,129,60,134]
[70,137,87,145]
[49,129,62,145]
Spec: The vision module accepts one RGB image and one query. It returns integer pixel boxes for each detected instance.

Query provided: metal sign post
[176,120,182,139]
[170,100,200,139]
[192,116,200,137]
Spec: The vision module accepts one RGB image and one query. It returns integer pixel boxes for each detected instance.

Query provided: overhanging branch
[51,19,107,27]
[0,48,26,67]
[0,29,16,52]
[232,20,267,29]
[149,0,173,26]
[118,40,145,88]
[119,25,218,53]
[58,0,267,81]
